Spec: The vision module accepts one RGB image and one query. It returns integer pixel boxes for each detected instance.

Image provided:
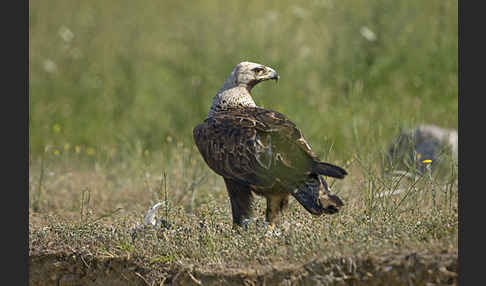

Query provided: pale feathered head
[222,61,279,91]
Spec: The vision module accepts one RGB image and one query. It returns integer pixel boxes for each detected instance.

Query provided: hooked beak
[268,69,279,83]
[247,66,280,91]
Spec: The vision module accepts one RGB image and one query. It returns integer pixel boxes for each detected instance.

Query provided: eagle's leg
[223,178,253,228]
[265,194,289,226]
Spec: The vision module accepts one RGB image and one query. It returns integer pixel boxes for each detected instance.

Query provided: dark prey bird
[193,61,347,227]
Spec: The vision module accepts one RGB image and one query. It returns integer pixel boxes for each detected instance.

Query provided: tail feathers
[312,162,347,179]
[291,175,344,216]
[319,193,344,215]
[291,176,323,215]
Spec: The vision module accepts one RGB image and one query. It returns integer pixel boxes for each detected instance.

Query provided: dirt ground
[29,248,457,286]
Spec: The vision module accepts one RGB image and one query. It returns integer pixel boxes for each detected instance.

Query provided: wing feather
[193,107,318,188]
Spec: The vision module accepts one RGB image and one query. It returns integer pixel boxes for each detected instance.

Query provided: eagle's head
[222,61,279,91]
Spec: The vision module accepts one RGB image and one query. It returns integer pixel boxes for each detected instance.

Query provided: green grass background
[29,0,457,161]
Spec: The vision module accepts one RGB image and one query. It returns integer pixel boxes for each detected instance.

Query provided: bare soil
[29,248,457,286]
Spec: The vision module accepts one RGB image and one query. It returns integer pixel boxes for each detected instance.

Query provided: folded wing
[193,107,345,190]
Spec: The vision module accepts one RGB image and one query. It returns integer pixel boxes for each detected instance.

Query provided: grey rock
[387,124,457,173]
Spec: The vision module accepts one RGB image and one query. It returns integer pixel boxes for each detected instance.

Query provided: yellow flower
[52,124,61,133]
[53,149,60,156]
[422,159,432,164]
[86,147,95,156]
[75,145,81,153]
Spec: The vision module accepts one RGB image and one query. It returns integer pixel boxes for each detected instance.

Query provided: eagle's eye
[251,67,265,75]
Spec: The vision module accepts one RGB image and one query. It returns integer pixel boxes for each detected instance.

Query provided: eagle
[193,61,347,227]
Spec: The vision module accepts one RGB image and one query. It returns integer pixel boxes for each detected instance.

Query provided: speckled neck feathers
[207,61,279,118]
[207,86,257,118]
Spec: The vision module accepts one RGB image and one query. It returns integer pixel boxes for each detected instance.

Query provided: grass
[29,0,457,158]
[29,0,458,284]
[29,139,458,284]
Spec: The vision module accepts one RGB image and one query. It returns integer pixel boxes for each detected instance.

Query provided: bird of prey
[193,61,347,227]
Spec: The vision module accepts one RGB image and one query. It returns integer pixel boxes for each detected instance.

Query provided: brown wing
[193,107,322,189]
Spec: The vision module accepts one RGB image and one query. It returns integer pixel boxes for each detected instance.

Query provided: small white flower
[360,26,377,42]
[264,11,279,23]
[58,26,74,43]
[292,7,308,19]
[42,59,58,73]
[69,47,83,60]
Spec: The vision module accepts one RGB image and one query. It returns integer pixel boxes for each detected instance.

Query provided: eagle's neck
[207,86,257,118]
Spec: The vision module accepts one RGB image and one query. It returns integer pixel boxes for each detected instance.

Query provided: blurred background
[29,0,457,161]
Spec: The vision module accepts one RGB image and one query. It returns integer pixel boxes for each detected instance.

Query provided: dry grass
[29,141,458,285]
